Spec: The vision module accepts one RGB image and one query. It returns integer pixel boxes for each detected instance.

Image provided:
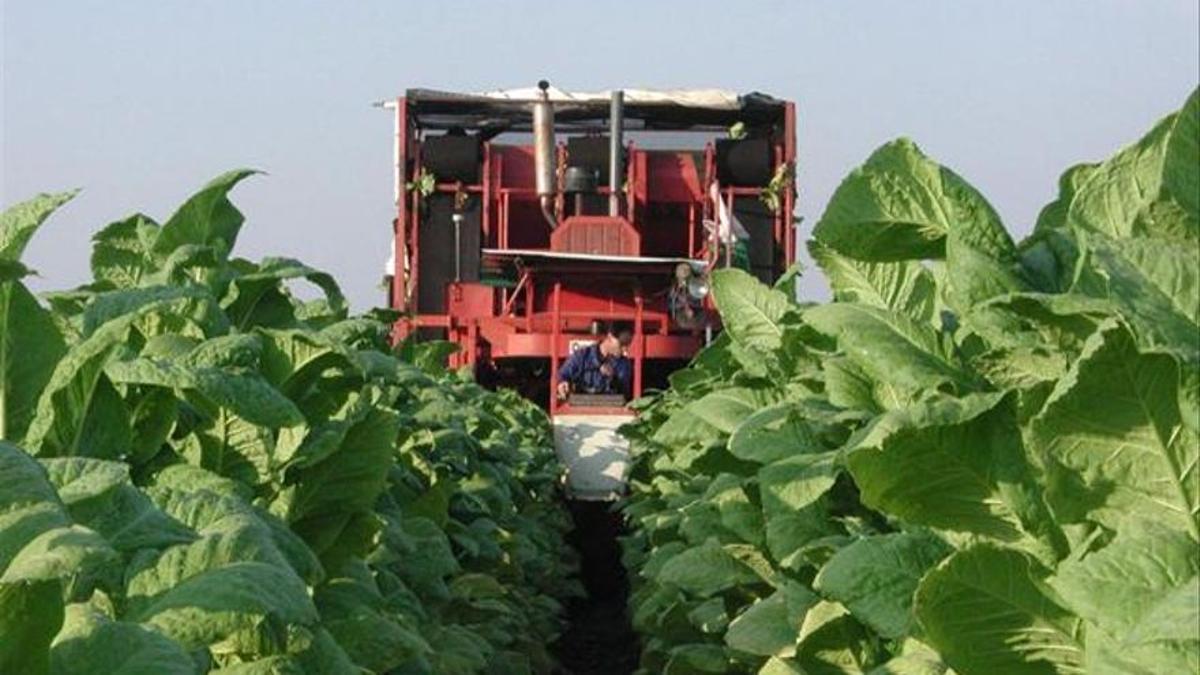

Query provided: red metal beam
[549,281,562,414]
[392,97,409,317]
[633,292,644,399]
[784,101,798,264]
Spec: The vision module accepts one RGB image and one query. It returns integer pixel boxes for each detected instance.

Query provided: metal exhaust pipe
[609,89,624,217]
[452,213,463,282]
[533,80,558,229]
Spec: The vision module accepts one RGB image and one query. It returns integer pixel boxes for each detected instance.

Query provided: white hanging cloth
[705,181,749,245]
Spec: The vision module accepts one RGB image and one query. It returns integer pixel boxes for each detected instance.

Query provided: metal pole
[550,281,562,413]
[452,213,463,282]
[633,292,644,399]
[609,90,624,217]
[534,81,558,229]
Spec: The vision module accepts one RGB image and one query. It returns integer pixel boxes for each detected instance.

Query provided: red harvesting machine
[382,82,796,499]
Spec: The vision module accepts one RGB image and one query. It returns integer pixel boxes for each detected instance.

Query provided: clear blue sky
[3,1,1197,307]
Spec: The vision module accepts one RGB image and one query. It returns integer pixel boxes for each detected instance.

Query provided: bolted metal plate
[553,414,633,501]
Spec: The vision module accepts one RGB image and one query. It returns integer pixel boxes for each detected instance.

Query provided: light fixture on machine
[670,261,710,328]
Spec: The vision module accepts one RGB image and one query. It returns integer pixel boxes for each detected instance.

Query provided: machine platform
[553,400,633,501]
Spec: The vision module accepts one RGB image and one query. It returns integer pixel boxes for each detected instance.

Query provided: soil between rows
[552,500,638,675]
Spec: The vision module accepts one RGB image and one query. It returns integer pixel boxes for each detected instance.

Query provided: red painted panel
[646,151,704,203]
[493,145,537,188]
[490,329,699,360]
[550,216,640,256]
[446,283,494,319]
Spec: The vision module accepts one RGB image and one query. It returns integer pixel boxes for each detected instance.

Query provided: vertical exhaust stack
[609,89,624,217]
[533,80,558,229]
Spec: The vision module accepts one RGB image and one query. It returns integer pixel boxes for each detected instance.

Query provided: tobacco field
[619,88,1198,674]
[0,86,1196,675]
[0,171,580,674]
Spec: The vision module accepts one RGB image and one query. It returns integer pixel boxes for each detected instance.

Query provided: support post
[633,291,644,400]
[609,90,624,217]
[550,280,562,414]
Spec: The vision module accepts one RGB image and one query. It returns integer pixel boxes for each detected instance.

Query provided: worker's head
[599,321,633,357]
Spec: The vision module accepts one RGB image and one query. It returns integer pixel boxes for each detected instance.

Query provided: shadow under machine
[382,82,796,499]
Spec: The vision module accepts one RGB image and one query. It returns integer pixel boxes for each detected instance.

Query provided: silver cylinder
[609,90,624,217]
[533,96,556,199]
[452,213,463,282]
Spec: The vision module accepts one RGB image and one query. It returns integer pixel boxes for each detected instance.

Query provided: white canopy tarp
[472,85,741,110]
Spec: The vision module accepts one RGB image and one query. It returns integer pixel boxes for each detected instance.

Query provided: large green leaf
[130,560,318,648]
[1049,523,1198,660]
[105,356,303,429]
[943,228,1028,315]
[184,333,262,370]
[148,485,319,583]
[0,279,66,441]
[654,386,780,447]
[285,405,398,563]
[758,452,838,518]
[1073,233,1199,357]
[70,485,195,553]
[0,445,62,514]
[40,457,128,505]
[22,299,216,458]
[223,257,348,329]
[867,640,951,675]
[1163,88,1199,219]
[127,388,178,465]
[822,355,882,413]
[0,580,63,675]
[1108,582,1200,674]
[1030,323,1199,538]
[759,657,806,675]
[961,293,1110,400]
[711,267,793,356]
[1086,627,1198,675]
[0,191,76,262]
[89,213,160,289]
[151,169,257,261]
[1033,163,1100,235]
[804,303,972,404]
[728,403,824,464]
[39,458,194,552]
[257,328,350,389]
[1066,107,1197,242]
[314,566,432,672]
[915,544,1084,675]
[809,240,935,322]
[814,532,952,639]
[0,441,72,573]
[80,284,226,339]
[656,538,766,596]
[847,393,1044,544]
[0,453,117,586]
[812,138,1010,262]
[1,525,115,582]
[725,586,810,658]
[49,602,195,675]
[961,292,1108,357]
[794,600,879,674]
[22,322,132,458]
[125,498,318,647]
[702,474,765,546]
[664,644,730,673]
[0,259,32,282]
[177,410,274,487]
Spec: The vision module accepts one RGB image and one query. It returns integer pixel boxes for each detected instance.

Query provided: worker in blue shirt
[556,322,634,401]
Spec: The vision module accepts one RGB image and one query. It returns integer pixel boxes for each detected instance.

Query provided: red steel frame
[389,96,797,413]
